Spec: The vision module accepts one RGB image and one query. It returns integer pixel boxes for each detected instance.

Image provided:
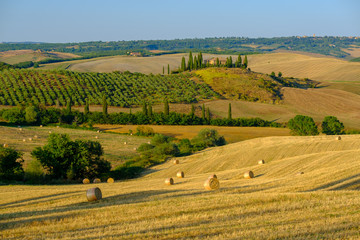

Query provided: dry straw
[177,171,184,178]
[244,171,254,179]
[107,178,114,183]
[82,178,90,184]
[204,177,220,190]
[165,178,174,185]
[336,136,341,140]
[3,143,8,148]
[28,138,32,141]
[22,139,26,142]
[173,159,179,165]
[93,178,101,183]
[124,142,127,145]
[258,160,265,165]
[86,187,102,202]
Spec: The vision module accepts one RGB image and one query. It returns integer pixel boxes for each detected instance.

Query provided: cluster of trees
[288,115,344,136]
[0,69,218,106]
[0,101,281,128]
[1,37,357,58]
[113,128,226,179]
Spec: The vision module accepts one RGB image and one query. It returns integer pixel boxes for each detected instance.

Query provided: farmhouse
[129,52,142,57]
[205,57,227,65]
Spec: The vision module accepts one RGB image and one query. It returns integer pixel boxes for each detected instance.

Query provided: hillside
[0,50,80,65]
[1,134,359,239]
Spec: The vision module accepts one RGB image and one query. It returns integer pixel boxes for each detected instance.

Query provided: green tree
[198,52,203,68]
[142,102,148,116]
[84,98,90,115]
[321,116,344,135]
[0,145,24,180]
[147,103,153,118]
[236,54,242,68]
[243,55,248,68]
[56,98,60,108]
[228,103,232,120]
[216,58,220,67]
[193,56,198,70]
[164,100,169,116]
[188,51,193,70]
[181,57,186,71]
[202,104,205,120]
[167,64,170,74]
[190,104,195,116]
[191,128,226,150]
[270,72,276,77]
[288,115,319,136]
[278,72,282,77]
[66,98,72,113]
[25,105,38,123]
[206,107,211,123]
[163,66,164,75]
[102,94,108,115]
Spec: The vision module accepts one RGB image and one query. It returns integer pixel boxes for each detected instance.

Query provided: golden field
[1,133,360,239]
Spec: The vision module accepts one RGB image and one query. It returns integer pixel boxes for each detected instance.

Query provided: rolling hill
[1,134,359,239]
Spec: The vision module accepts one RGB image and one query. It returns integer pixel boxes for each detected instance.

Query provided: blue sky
[0,0,359,43]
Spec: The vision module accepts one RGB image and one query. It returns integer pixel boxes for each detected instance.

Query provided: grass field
[1,134,360,239]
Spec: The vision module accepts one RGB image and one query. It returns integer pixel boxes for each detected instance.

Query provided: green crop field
[1,133,360,239]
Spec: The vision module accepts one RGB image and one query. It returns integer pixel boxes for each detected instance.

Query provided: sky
[0,0,359,43]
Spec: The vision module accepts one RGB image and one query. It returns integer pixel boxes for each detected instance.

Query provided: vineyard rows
[0,69,219,106]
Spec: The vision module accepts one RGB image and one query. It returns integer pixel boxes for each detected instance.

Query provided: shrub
[321,116,344,135]
[288,115,319,136]
[191,128,226,150]
[0,146,24,181]
[24,159,44,183]
[135,126,155,136]
[150,134,170,145]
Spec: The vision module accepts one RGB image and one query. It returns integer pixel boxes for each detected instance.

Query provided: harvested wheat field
[1,134,360,239]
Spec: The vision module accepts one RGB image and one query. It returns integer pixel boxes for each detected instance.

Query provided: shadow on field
[308,173,360,191]
[0,191,82,209]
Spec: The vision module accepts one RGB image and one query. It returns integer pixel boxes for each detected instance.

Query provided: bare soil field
[0,50,80,64]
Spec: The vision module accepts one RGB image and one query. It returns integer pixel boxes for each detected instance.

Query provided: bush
[0,146,24,181]
[150,134,170,145]
[135,126,155,136]
[288,115,319,136]
[191,128,226,151]
[321,116,344,135]
[24,159,44,183]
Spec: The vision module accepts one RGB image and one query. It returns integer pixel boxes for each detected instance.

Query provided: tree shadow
[307,173,360,191]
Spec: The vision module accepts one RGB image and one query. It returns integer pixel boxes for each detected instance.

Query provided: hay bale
[28,138,32,141]
[86,187,102,202]
[258,160,265,165]
[133,147,137,151]
[107,178,114,183]
[22,139,26,142]
[34,135,38,139]
[177,171,184,178]
[204,177,220,190]
[165,178,174,185]
[336,136,341,140]
[49,131,52,134]
[95,136,98,139]
[82,178,90,184]
[297,172,304,175]
[93,178,101,183]
[124,142,127,145]
[208,174,217,179]
[19,128,23,131]
[173,159,179,165]
[244,171,254,179]
[97,130,100,133]
[40,125,43,128]
[147,141,151,144]
[3,143,8,148]
[56,126,60,128]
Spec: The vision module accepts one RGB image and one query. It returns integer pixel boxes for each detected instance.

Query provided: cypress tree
[243,55,248,69]
[198,52,203,68]
[84,98,89,115]
[229,56,233,68]
[228,103,232,120]
[66,98,72,113]
[129,107,132,115]
[164,100,169,116]
[181,57,186,71]
[163,66,164,75]
[202,104,205,120]
[190,104,195,116]
[206,107,211,123]
[188,51,193,70]
[236,54,242,68]
[142,102,147,115]
[102,94,108,115]
[216,58,220,67]
[147,103,153,118]
[167,64,170,74]
[193,56,198,70]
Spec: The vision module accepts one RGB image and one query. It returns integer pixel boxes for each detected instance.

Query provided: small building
[129,52,142,57]
[205,57,227,65]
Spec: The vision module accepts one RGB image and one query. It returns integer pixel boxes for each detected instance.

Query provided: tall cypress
[237,54,242,68]
[193,56,198,70]
[202,104,205,120]
[243,55,248,69]
[147,103,153,118]
[216,58,220,67]
[181,57,186,71]
[206,107,211,123]
[142,102,147,115]
[102,94,108,115]
[66,98,72,113]
[198,52,203,68]
[84,98,89,115]
[190,104,195,116]
[228,103,232,120]
[163,66,164,74]
[188,51,193,70]
[164,100,169,116]
[167,64,170,74]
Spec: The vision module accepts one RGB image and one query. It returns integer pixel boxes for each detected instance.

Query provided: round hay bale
[133,147,137,151]
[258,160,265,165]
[97,130,100,133]
[86,187,102,202]
[95,136,98,139]
[177,171,184,178]
[297,172,304,175]
[107,178,114,183]
[173,159,179,165]
[336,136,341,141]
[22,139,26,142]
[244,171,254,179]
[208,174,217,179]
[56,126,60,128]
[19,128,23,131]
[147,141,151,144]
[28,138,32,141]
[82,178,90,184]
[49,131,52,134]
[93,178,101,183]
[34,135,38,139]
[165,178,174,185]
[124,142,127,145]
[204,177,220,190]
[3,143,8,148]
[40,125,43,128]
